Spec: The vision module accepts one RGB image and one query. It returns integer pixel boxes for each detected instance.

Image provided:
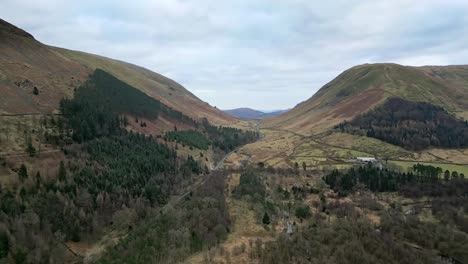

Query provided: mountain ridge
[0,18,235,125]
[0,19,34,39]
[264,63,468,135]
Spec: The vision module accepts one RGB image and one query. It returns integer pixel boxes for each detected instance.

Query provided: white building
[356,157,377,163]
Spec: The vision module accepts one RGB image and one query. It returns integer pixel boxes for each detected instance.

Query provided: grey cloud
[2,0,468,109]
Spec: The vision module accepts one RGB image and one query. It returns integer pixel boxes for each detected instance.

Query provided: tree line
[201,118,259,152]
[336,97,468,150]
[324,163,467,197]
[164,130,211,150]
[60,69,259,151]
[60,69,197,142]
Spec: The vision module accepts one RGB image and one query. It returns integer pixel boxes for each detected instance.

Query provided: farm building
[356,157,377,163]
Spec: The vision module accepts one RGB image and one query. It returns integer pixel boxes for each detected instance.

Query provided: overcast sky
[2,1,468,110]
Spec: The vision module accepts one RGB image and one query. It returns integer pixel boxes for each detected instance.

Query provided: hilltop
[264,63,468,135]
[0,19,235,125]
[229,63,468,173]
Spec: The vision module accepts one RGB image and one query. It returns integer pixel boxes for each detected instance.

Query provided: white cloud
[1,0,468,109]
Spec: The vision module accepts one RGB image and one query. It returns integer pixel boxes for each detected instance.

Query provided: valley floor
[228,125,468,174]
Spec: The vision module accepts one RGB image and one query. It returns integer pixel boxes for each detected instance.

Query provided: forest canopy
[60,69,196,142]
[336,97,468,150]
[165,130,211,150]
[324,163,467,197]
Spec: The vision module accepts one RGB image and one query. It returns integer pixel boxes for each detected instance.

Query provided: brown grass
[186,173,274,264]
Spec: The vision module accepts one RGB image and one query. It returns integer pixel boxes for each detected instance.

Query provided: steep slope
[53,47,236,125]
[0,19,90,114]
[264,63,468,135]
[0,19,235,125]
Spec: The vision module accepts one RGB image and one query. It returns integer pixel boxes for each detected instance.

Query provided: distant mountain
[224,108,264,119]
[264,63,468,135]
[263,109,289,116]
[224,108,288,119]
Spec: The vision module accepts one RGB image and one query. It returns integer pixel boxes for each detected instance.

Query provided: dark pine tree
[18,164,28,182]
[262,212,270,225]
[58,161,66,181]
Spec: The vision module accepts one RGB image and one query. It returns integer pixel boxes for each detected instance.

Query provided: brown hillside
[0,19,90,114]
[264,63,468,135]
[0,19,235,125]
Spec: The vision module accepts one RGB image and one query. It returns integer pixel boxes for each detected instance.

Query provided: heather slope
[264,63,468,135]
[53,47,236,125]
[0,19,235,125]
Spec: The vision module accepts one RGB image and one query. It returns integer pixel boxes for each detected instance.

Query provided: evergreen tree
[295,205,311,219]
[0,232,9,258]
[444,170,450,181]
[58,161,66,181]
[262,212,270,225]
[35,171,41,188]
[18,164,28,181]
[14,249,26,264]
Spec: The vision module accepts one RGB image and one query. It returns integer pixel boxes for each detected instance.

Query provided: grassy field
[293,139,372,159]
[390,160,468,175]
[230,124,468,173]
[317,132,409,159]
[227,129,303,167]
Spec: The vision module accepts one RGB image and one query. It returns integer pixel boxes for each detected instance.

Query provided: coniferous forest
[0,69,259,263]
[60,69,197,142]
[164,130,211,150]
[201,118,259,152]
[324,163,467,197]
[336,97,468,150]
